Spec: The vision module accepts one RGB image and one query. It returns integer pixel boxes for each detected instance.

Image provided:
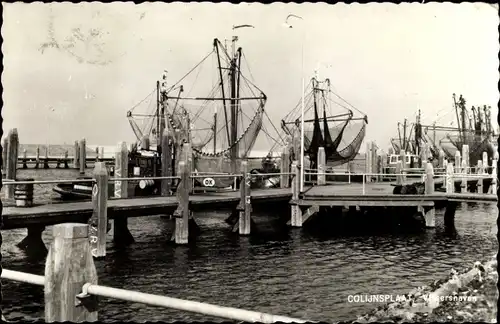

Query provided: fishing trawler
[280,75,368,182]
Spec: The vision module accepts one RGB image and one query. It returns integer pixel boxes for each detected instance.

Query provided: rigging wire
[165,49,215,94]
[128,88,156,113]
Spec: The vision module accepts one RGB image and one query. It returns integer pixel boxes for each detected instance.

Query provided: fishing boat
[279,75,368,182]
[417,94,497,168]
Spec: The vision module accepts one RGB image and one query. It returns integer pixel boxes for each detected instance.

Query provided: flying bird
[285,14,303,24]
[232,24,255,30]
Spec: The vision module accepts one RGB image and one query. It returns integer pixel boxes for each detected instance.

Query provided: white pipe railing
[1,269,307,323]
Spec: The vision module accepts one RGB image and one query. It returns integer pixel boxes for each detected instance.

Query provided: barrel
[139,179,155,189]
[14,178,34,207]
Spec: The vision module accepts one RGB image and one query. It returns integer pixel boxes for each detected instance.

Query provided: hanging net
[280,77,368,169]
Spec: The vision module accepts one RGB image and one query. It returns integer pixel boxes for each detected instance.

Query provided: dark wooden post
[64,150,69,168]
[280,143,290,188]
[95,147,99,162]
[114,142,128,199]
[161,129,172,195]
[2,136,8,172]
[6,129,19,199]
[290,161,302,227]
[239,160,251,235]
[89,162,109,258]
[34,146,40,169]
[44,146,49,169]
[79,139,86,174]
[22,149,28,169]
[317,147,326,185]
[74,141,80,169]
[173,160,189,244]
[423,162,435,227]
[45,223,98,322]
[477,161,483,193]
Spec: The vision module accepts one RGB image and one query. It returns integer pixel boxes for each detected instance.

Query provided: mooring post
[477,161,484,193]
[35,146,40,169]
[94,147,99,162]
[280,144,290,188]
[370,142,377,182]
[454,150,461,174]
[462,144,469,174]
[113,142,133,246]
[89,162,109,258]
[161,129,172,195]
[460,160,467,193]
[438,149,445,169]
[424,162,434,195]
[238,160,252,235]
[173,160,189,244]
[74,141,80,169]
[380,152,387,181]
[400,149,407,182]
[482,151,488,174]
[489,158,497,194]
[365,142,371,182]
[395,160,403,186]
[43,146,49,169]
[45,223,98,322]
[6,129,19,199]
[290,161,303,227]
[79,138,86,174]
[317,147,326,186]
[446,162,454,194]
[22,149,28,169]
[2,136,8,172]
[183,143,193,194]
[63,150,69,168]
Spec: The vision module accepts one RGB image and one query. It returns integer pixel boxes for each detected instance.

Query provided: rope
[165,49,215,94]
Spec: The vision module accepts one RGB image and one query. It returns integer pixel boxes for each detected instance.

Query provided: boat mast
[452,93,462,143]
[402,119,407,152]
[156,80,160,147]
[459,95,467,145]
[483,105,490,134]
[213,106,217,154]
[213,39,231,147]
[230,36,239,163]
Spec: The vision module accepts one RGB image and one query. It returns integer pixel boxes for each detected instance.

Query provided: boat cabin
[388,153,419,165]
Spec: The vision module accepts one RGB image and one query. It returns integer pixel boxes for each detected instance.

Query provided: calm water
[1,169,498,322]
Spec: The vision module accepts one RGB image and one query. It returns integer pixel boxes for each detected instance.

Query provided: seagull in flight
[232,24,255,30]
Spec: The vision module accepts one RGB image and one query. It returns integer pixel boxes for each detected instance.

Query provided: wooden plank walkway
[2,182,496,229]
[1,188,293,229]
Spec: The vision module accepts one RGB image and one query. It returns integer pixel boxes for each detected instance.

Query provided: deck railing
[1,223,308,323]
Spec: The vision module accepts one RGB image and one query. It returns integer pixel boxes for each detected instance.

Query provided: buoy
[14,178,34,207]
[139,179,155,189]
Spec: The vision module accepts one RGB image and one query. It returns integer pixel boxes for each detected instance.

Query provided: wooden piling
[290,161,303,227]
[161,129,172,195]
[89,162,109,258]
[182,143,193,193]
[2,136,8,172]
[95,147,99,162]
[446,162,454,194]
[44,223,98,322]
[113,217,134,247]
[239,160,252,235]
[35,146,40,169]
[438,149,445,168]
[6,129,19,199]
[400,150,407,181]
[114,142,128,199]
[317,147,326,186]
[461,144,469,174]
[44,146,49,169]
[173,160,189,244]
[79,139,86,174]
[424,162,434,194]
[74,141,80,169]
[395,160,403,186]
[489,158,497,194]
[370,142,377,181]
[424,207,435,228]
[477,161,483,193]
[482,152,488,174]
[460,160,467,193]
[22,149,27,169]
[17,225,47,256]
[64,150,69,168]
[280,144,290,189]
[454,150,461,174]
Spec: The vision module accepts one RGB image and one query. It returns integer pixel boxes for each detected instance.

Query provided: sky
[2,2,498,153]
